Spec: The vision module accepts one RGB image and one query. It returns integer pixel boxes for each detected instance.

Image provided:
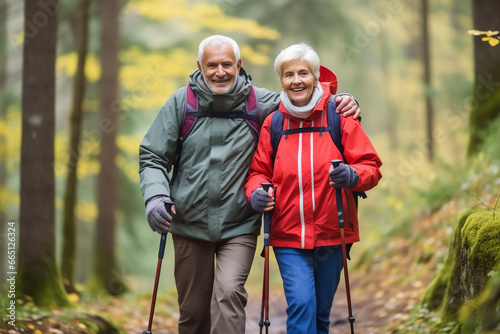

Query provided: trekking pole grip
[260,182,272,193]
[165,200,174,215]
[330,159,342,169]
[158,200,175,259]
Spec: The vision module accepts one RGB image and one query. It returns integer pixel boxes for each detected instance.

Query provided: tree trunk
[61,0,91,294]
[421,0,434,161]
[18,0,68,307]
[467,0,500,156]
[88,0,126,295]
[0,0,7,286]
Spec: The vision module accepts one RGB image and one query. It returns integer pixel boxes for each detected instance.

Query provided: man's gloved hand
[250,188,271,212]
[329,164,359,189]
[145,196,173,233]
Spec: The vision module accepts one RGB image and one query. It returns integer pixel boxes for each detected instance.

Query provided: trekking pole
[259,182,272,334]
[143,200,174,334]
[330,160,356,334]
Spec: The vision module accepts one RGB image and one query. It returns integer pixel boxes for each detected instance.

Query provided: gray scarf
[280,83,324,119]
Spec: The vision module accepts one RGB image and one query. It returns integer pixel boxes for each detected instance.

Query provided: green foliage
[398,306,456,334]
[417,160,469,212]
[0,296,126,333]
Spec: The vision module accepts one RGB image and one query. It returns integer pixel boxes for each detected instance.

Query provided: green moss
[460,210,500,302]
[461,212,490,248]
[17,253,71,308]
[420,208,479,313]
[467,216,500,276]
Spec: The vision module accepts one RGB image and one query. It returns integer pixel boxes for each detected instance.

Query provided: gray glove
[250,188,270,212]
[329,164,359,189]
[145,196,173,233]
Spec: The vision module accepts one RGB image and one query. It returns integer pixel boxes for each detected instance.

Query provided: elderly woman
[245,43,382,333]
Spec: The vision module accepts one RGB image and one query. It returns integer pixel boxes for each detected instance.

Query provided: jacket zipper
[297,120,305,249]
[310,120,316,212]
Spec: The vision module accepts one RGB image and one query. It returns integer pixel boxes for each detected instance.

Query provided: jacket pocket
[172,167,208,224]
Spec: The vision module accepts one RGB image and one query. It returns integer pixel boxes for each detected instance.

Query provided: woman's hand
[329,164,360,189]
[250,187,275,212]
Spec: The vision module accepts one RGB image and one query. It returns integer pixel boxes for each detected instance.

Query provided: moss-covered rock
[403,208,500,333]
[461,211,500,302]
[420,208,479,316]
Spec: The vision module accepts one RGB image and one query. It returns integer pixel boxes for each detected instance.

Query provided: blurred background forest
[0,0,499,333]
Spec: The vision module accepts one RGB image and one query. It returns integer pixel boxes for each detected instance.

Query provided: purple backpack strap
[170,86,197,185]
[181,85,198,140]
[245,87,261,137]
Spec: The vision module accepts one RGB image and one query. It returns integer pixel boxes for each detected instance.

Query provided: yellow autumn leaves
[468,30,500,46]
[56,0,280,112]
[125,0,280,40]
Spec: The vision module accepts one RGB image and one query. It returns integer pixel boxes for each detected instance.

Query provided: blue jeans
[274,246,344,334]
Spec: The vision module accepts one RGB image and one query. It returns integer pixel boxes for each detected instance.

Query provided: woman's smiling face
[280,59,318,107]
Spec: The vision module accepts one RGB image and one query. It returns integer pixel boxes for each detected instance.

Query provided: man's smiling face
[198,42,242,95]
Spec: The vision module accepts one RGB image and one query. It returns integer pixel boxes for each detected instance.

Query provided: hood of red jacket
[319,65,337,95]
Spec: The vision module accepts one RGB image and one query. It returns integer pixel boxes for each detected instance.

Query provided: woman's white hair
[198,35,240,63]
[274,42,320,79]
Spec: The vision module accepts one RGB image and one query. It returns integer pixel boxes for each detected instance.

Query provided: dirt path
[245,264,433,334]
[245,279,407,334]
[113,254,432,333]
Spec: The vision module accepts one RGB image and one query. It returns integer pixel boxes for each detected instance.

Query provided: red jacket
[245,67,382,249]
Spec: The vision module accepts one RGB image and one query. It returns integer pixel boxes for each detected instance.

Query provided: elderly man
[139,35,360,334]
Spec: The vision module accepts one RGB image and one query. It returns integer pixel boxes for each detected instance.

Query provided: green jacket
[139,68,280,242]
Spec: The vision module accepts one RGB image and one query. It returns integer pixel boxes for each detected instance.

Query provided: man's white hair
[198,35,240,63]
[274,42,321,79]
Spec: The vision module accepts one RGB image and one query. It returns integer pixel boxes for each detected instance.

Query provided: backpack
[269,94,367,208]
[170,85,262,185]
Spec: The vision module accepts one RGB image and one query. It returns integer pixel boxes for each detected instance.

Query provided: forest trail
[85,252,434,334]
[100,203,441,334]
[90,261,434,334]
[1,238,438,334]
[3,205,447,334]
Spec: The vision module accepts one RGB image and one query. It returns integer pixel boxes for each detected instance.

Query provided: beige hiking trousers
[172,233,257,334]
